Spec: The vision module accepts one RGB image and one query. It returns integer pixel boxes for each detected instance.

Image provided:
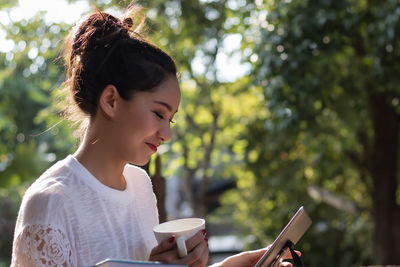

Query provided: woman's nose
[158,122,172,142]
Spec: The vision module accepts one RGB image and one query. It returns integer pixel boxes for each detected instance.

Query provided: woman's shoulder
[123,164,154,192]
[27,156,76,196]
[124,164,150,181]
[19,156,80,222]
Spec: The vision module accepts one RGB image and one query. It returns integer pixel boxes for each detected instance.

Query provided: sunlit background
[0,0,249,82]
[1,0,400,266]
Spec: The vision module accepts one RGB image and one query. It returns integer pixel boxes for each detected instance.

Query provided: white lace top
[11,155,159,267]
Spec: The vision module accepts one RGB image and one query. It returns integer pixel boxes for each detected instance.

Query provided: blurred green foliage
[0,6,77,265]
[1,0,400,266]
[218,0,400,266]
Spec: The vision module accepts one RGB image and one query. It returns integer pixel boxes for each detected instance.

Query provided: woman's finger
[180,238,209,267]
[185,230,207,252]
[283,249,301,259]
[279,261,293,267]
[150,235,177,257]
[150,250,180,263]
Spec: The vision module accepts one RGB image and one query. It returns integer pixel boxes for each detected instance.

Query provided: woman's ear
[99,85,120,119]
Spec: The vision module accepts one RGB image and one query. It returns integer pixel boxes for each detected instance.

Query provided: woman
[11,5,296,267]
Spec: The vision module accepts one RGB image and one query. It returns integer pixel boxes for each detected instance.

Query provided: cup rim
[153,218,205,233]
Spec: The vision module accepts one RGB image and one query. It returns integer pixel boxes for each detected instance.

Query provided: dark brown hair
[63,5,177,119]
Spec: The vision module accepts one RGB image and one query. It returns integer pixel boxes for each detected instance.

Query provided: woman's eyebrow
[154,100,174,112]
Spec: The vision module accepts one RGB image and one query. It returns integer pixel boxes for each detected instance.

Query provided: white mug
[153,218,206,258]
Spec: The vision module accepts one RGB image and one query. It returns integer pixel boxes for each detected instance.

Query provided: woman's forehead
[138,77,181,111]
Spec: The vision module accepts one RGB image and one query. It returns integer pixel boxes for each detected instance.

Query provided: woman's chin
[130,157,151,167]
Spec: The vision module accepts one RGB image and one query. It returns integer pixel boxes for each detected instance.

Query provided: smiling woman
[10,3,296,267]
[91,77,181,168]
[10,4,197,267]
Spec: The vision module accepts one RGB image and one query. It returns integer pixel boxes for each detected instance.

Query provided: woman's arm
[210,247,300,267]
[11,224,76,267]
[149,231,301,267]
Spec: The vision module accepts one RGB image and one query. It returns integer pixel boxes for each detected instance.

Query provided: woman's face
[111,76,181,166]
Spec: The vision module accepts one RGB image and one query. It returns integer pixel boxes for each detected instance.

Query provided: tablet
[254,206,312,267]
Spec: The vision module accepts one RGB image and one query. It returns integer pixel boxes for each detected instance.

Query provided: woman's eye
[154,111,175,124]
[154,112,164,119]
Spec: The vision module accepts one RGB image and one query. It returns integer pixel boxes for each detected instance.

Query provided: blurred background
[1,0,400,266]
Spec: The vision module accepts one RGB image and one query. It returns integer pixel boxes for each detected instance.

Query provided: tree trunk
[144,156,167,223]
[151,155,167,223]
[369,92,400,264]
[195,111,219,218]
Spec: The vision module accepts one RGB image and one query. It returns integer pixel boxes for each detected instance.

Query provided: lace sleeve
[12,224,75,267]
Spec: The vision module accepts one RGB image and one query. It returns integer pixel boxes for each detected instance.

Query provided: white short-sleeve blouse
[11,155,159,267]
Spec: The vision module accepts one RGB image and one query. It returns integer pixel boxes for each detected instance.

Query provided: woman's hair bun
[71,12,131,59]
[63,5,177,121]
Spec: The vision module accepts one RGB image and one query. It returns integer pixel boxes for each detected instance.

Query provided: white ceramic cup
[153,218,206,258]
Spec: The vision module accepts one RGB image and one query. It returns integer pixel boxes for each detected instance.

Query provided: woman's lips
[146,143,157,152]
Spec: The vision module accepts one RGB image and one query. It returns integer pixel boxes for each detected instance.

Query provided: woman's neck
[73,125,127,191]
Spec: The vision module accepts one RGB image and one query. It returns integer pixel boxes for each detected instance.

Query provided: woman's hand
[149,229,209,267]
[210,246,301,267]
